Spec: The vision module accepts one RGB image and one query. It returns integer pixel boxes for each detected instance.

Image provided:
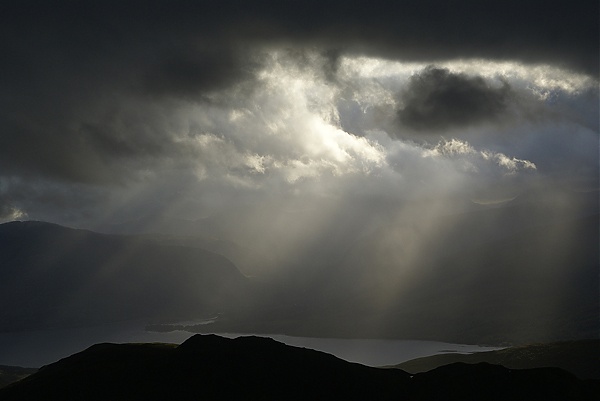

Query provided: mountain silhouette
[0,335,596,401]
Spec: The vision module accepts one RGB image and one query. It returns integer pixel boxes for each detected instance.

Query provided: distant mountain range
[0,190,598,345]
[0,221,248,332]
[395,340,600,380]
[0,335,597,401]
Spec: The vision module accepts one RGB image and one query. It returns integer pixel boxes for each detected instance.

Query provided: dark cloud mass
[398,66,511,131]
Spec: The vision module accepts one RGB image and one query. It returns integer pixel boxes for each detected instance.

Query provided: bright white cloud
[339,56,595,95]
[177,51,389,185]
[425,139,536,174]
[174,53,542,198]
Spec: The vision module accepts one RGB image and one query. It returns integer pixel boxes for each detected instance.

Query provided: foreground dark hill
[396,340,600,380]
[0,335,409,401]
[0,221,248,331]
[0,335,596,401]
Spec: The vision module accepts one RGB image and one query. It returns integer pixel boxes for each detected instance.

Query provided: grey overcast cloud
[0,0,597,349]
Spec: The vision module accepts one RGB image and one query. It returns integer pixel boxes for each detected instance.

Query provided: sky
[0,0,598,259]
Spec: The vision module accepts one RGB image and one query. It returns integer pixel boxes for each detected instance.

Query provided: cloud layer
[0,2,596,245]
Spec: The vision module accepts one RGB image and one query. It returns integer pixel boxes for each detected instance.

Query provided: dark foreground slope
[396,340,600,380]
[1,335,596,401]
[0,335,409,401]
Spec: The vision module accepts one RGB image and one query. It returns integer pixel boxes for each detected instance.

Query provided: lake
[0,321,503,368]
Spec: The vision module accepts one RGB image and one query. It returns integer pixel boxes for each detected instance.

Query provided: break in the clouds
[0,1,597,233]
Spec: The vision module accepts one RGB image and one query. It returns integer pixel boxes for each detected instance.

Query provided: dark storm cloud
[0,0,596,184]
[2,0,596,94]
[141,48,256,98]
[398,66,511,131]
[0,3,259,183]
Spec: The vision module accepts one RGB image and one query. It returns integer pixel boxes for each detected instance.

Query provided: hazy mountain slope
[0,335,595,401]
[396,340,600,380]
[134,233,276,277]
[95,215,276,277]
[0,221,248,331]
